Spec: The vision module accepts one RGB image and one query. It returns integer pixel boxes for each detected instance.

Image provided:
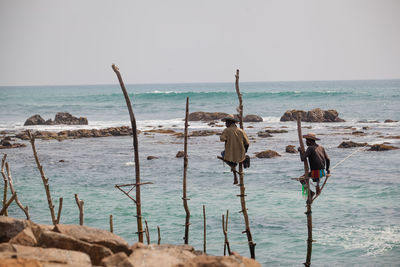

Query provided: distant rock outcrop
[188,112,263,122]
[24,112,88,126]
[368,144,399,151]
[280,108,345,122]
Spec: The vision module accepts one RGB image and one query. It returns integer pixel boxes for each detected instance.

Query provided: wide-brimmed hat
[303,132,320,141]
[221,114,239,122]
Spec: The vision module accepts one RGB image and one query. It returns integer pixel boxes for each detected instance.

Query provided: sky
[1,0,400,86]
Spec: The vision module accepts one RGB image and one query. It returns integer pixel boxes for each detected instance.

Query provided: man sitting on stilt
[299,133,330,196]
[219,114,250,184]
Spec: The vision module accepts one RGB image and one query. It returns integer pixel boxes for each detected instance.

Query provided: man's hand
[327,169,330,174]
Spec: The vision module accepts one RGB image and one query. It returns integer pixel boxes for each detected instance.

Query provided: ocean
[1,79,399,266]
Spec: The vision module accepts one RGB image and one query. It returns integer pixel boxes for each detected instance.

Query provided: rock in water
[24,114,46,126]
[285,145,298,153]
[255,150,281,158]
[280,108,345,122]
[243,114,263,122]
[54,112,88,125]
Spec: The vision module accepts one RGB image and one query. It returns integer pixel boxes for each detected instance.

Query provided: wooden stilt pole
[182,97,191,244]
[223,209,229,255]
[74,194,84,225]
[157,226,161,245]
[145,220,150,244]
[56,197,63,224]
[235,69,256,259]
[112,64,144,243]
[297,114,313,267]
[110,215,114,233]
[222,213,232,255]
[27,130,59,225]
[203,205,206,253]
[1,154,9,216]
[0,192,16,215]
[5,162,30,220]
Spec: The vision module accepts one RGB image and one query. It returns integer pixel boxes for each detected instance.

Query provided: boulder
[54,112,88,125]
[181,252,262,267]
[384,119,398,123]
[9,227,37,247]
[147,156,159,160]
[0,244,91,267]
[338,141,368,148]
[24,115,46,126]
[243,114,263,122]
[285,145,298,153]
[101,252,134,267]
[54,224,130,255]
[255,150,281,158]
[257,131,272,138]
[0,216,30,243]
[0,258,42,267]
[368,144,399,151]
[37,230,113,265]
[280,108,345,122]
[127,243,196,267]
[188,112,228,121]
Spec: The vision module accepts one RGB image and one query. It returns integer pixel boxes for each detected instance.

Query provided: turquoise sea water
[1,80,400,266]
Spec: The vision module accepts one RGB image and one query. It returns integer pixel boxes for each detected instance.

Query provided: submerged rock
[368,144,399,151]
[255,150,281,158]
[338,141,368,148]
[285,145,298,153]
[243,114,263,122]
[280,108,345,122]
[176,151,185,158]
[188,112,229,121]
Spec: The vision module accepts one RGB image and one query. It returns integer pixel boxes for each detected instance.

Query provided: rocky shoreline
[0,216,260,267]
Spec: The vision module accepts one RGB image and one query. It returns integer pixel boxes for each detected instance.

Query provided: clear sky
[1,0,399,86]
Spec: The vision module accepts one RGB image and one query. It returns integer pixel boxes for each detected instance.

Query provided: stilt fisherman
[299,133,330,196]
[220,114,250,184]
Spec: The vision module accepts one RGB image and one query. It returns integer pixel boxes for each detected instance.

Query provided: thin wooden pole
[297,114,313,267]
[112,64,144,243]
[145,220,150,244]
[157,226,161,245]
[182,97,191,244]
[0,192,16,215]
[203,205,206,253]
[110,215,114,233]
[222,214,232,255]
[74,194,84,225]
[56,197,63,224]
[235,69,256,259]
[224,209,229,255]
[5,162,30,220]
[27,130,57,225]
[1,154,9,216]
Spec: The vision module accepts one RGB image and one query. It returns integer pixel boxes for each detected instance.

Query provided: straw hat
[303,132,320,141]
[221,114,239,122]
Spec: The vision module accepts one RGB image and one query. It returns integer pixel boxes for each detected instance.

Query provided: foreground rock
[0,216,261,267]
[255,150,281,158]
[24,112,88,126]
[280,108,345,122]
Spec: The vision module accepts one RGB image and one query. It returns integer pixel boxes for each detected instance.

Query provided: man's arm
[299,146,311,161]
[242,130,250,152]
[220,129,227,142]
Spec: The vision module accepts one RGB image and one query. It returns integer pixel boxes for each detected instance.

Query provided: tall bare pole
[28,131,59,224]
[1,154,9,216]
[182,97,191,244]
[203,205,206,253]
[112,64,144,243]
[74,194,84,225]
[297,114,313,266]
[235,69,256,259]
